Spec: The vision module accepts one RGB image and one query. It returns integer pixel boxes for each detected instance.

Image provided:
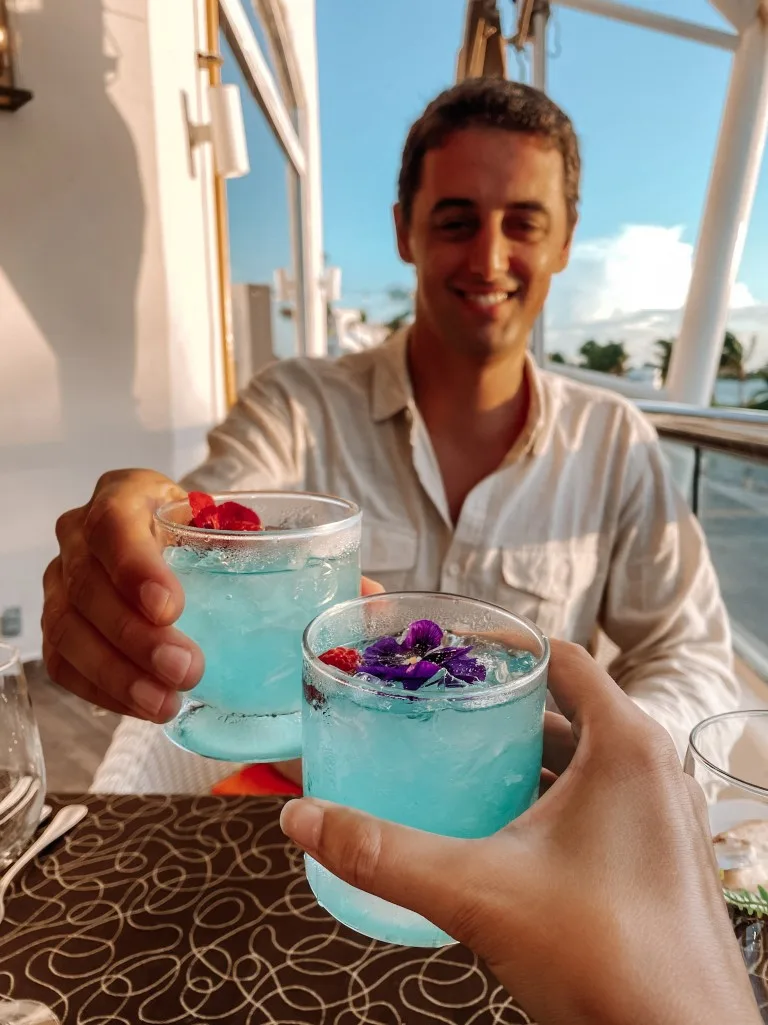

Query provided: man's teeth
[466,291,510,307]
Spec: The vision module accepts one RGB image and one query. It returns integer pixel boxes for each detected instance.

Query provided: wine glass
[685,710,768,1021]
[0,644,46,869]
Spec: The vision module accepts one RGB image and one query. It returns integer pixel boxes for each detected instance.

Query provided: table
[0,795,532,1024]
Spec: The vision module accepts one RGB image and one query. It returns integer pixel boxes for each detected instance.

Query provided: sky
[227,0,768,368]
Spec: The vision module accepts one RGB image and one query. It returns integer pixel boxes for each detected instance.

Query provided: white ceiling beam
[709,0,763,34]
[554,0,739,50]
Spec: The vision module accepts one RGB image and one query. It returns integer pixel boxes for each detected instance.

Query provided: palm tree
[719,332,745,378]
[578,340,628,376]
[748,364,768,411]
[654,339,674,382]
[384,286,414,333]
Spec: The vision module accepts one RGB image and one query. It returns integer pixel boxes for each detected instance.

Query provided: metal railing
[640,402,768,516]
[639,402,768,687]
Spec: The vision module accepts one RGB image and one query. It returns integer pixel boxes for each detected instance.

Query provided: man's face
[395,127,574,360]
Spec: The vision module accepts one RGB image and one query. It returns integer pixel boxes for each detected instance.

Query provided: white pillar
[279,0,327,357]
[530,5,549,366]
[666,13,768,406]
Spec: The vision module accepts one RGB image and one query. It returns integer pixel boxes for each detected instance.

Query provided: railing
[640,402,768,691]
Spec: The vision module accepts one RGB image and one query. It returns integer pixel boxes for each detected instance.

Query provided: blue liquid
[163,546,359,762]
[303,644,546,946]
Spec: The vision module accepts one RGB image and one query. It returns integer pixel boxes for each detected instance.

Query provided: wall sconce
[187,82,250,179]
[0,0,32,112]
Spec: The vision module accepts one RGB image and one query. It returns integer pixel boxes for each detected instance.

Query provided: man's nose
[467,222,509,280]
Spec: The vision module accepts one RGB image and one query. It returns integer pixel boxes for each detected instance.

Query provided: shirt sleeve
[599,416,739,759]
[179,367,306,493]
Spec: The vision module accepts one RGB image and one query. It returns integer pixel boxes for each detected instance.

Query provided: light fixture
[187,81,250,179]
[0,0,33,112]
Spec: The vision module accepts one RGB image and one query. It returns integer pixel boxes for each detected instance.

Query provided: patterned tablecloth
[0,795,532,1025]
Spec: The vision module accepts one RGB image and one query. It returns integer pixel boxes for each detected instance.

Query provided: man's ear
[555,216,578,273]
[394,203,414,264]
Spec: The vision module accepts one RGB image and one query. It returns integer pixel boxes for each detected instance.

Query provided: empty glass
[0,644,46,868]
[0,1001,60,1025]
[685,710,768,1021]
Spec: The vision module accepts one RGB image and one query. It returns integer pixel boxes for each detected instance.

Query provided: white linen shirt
[182,330,737,757]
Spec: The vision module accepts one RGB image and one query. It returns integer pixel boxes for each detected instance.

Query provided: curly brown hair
[398,78,581,229]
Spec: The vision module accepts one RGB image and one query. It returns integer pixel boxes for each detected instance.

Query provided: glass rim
[0,642,21,675]
[302,590,550,706]
[688,709,768,799]
[154,490,361,542]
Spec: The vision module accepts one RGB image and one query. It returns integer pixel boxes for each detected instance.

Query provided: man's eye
[508,219,543,237]
[438,220,473,232]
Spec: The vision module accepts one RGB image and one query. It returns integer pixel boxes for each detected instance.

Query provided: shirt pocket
[498,538,599,638]
[361,521,418,592]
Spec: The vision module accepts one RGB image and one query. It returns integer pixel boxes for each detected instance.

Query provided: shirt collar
[370,328,549,458]
[371,328,412,423]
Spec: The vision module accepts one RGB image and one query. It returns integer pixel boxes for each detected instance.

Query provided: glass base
[306,856,456,948]
[163,700,302,762]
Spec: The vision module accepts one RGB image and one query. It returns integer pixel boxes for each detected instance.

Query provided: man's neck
[408,322,530,447]
[407,321,531,522]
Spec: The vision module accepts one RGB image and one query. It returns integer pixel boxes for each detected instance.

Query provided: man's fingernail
[130,678,169,716]
[152,644,193,686]
[141,582,170,623]
[280,799,324,850]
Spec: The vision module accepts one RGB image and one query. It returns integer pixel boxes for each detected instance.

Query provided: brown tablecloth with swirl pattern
[0,795,532,1024]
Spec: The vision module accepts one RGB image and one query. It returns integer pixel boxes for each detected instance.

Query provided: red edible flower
[318,646,361,674]
[187,491,263,532]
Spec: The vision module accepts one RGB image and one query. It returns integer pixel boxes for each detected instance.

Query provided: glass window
[220,31,303,363]
[698,449,768,678]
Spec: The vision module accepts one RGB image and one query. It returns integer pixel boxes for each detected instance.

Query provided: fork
[0,778,41,830]
[0,805,87,924]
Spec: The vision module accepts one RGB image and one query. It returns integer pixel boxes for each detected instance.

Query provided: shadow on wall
[0,0,144,447]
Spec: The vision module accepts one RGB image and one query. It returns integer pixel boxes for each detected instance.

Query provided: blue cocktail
[301,591,549,947]
[156,492,361,762]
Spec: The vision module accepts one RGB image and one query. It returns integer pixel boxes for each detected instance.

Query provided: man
[43,79,735,791]
[280,641,761,1025]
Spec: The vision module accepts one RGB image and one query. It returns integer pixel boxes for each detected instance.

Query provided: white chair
[90,715,241,794]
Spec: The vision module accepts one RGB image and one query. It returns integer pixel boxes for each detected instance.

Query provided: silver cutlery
[0,805,87,924]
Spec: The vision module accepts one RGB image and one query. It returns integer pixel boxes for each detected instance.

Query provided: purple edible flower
[359,618,486,691]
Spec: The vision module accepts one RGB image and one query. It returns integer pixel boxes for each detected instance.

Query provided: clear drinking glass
[156,491,361,763]
[0,644,46,869]
[685,710,768,1021]
[301,591,549,947]
[0,1001,61,1025]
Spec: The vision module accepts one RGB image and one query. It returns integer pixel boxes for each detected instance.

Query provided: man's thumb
[280,798,472,936]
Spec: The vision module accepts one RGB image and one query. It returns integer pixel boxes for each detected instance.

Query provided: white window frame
[218,0,324,356]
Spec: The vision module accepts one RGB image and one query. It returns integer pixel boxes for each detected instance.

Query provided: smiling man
[43,79,737,792]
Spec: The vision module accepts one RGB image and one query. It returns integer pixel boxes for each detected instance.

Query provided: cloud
[546,224,767,367]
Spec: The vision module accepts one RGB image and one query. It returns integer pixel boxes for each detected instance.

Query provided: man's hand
[281,640,760,1025]
[42,470,204,721]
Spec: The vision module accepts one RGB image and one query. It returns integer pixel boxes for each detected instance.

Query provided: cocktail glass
[156,491,361,762]
[301,591,549,947]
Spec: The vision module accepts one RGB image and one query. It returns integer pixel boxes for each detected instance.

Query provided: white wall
[0,0,223,658]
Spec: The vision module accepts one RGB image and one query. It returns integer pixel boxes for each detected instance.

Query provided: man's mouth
[452,287,521,315]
